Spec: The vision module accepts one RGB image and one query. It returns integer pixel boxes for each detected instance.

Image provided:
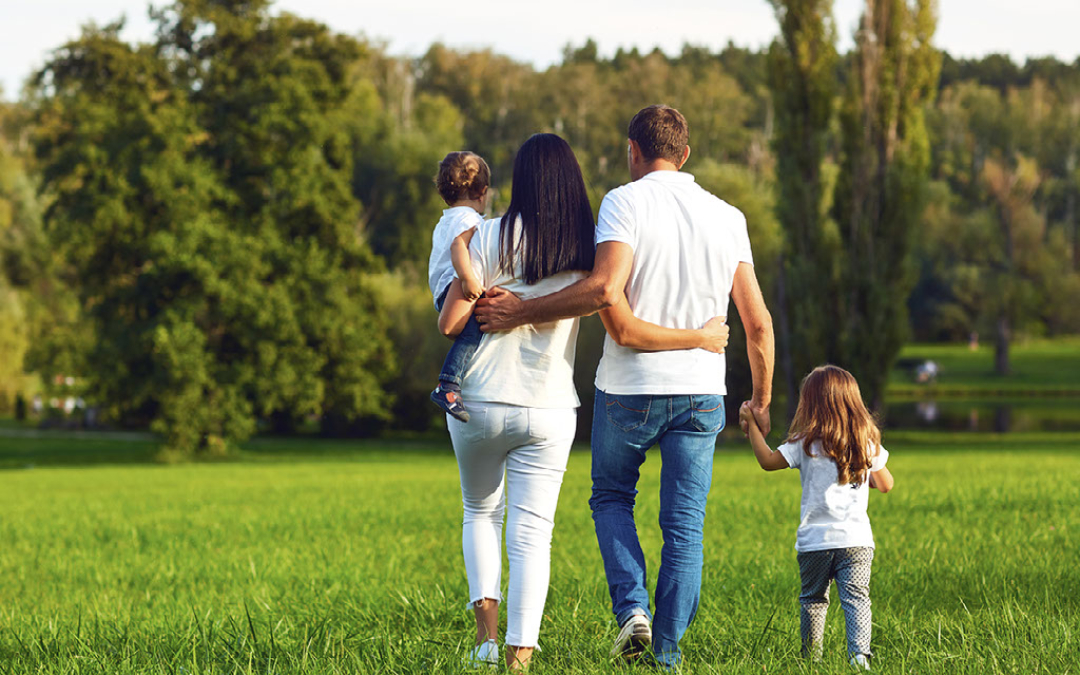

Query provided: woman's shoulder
[476,214,512,237]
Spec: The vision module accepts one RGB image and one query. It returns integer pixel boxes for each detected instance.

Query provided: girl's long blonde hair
[786,365,881,485]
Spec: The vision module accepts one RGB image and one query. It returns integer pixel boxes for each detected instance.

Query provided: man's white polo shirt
[594,170,753,396]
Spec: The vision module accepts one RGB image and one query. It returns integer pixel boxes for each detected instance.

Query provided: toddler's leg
[797,550,834,659]
[439,312,483,387]
[834,547,874,659]
[432,311,484,422]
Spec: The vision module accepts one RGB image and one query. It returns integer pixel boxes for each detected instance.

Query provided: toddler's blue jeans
[435,283,483,386]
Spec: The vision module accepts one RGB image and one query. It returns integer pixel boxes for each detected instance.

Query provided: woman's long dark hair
[499,133,595,284]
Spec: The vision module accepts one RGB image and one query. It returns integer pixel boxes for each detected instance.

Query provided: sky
[2,0,1079,99]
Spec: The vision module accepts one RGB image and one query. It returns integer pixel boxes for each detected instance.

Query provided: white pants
[448,402,576,648]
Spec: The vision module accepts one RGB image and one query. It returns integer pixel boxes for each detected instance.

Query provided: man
[475,105,774,668]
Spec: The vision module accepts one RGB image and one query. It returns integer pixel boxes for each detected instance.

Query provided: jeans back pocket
[604,393,652,432]
[688,395,725,433]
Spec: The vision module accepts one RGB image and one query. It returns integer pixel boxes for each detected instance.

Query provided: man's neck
[646,159,681,173]
[634,159,681,180]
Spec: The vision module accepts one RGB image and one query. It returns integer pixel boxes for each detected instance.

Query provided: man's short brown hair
[627,105,689,164]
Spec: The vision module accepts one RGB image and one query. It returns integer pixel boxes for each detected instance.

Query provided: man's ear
[678,145,691,169]
[628,139,643,165]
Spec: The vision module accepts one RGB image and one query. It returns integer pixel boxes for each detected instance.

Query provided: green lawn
[0,432,1077,674]
[888,338,1080,396]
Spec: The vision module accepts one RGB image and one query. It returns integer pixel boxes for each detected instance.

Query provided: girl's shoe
[431,383,470,422]
[850,653,871,670]
[466,639,499,668]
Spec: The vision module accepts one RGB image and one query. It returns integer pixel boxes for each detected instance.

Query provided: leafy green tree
[766,0,841,416]
[417,44,542,183]
[919,80,1080,357]
[351,78,465,268]
[982,154,1044,374]
[832,0,941,408]
[161,1,397,438]
[32,3,394,454]
[0,99,38,410]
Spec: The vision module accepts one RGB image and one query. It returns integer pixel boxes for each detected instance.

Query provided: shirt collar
[443,205,476,216]
[640,170,695,183]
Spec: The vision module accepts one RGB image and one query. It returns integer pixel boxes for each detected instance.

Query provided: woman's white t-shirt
[458,216,586,409]
[777,440,890,552]
[428,206,484,306]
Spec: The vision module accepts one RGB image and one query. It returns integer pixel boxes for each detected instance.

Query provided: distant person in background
[740,365,894,670]
[428,151,491,422]
[438,132,730,670]
[473,105,774,669]
[915,360,938,383]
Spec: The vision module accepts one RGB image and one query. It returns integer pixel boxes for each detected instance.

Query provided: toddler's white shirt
[428,206,484,306]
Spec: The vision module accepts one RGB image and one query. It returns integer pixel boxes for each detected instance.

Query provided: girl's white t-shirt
[458,216,586,409]
[428,206,484,306]
[777,440,890,552]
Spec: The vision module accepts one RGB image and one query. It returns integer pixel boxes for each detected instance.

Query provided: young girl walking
[740,365,894,670]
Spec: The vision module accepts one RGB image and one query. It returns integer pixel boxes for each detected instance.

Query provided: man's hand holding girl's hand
[739,401,758,437]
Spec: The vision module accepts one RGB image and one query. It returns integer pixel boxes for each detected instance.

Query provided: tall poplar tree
[766,0,840,417]
[833,0,941,408]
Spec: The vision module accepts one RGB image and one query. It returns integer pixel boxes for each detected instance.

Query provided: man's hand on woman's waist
[475,287,527,332]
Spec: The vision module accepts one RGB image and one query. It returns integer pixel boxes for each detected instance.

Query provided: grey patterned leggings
[797,547,874,658]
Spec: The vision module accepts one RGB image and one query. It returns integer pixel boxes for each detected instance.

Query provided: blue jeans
[435,283,483,386]
[589,388,725,668]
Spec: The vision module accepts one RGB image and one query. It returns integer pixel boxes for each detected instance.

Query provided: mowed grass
[0,433,1077,674]
[888,338,1080,395]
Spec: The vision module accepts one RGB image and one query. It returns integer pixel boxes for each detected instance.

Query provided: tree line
[1,0,1078,454]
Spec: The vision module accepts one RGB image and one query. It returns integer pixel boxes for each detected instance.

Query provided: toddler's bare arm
[451,229,483,301]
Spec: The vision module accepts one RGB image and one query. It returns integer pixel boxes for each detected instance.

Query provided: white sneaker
[466,639,499,668]
[610,614,652,659]
[850,653,871,670]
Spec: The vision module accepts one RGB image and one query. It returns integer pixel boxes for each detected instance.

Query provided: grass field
[888,338,1080,396]
[0,431,1077,674]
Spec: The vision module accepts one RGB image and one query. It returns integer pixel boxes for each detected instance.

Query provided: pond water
[882,398,1080,433]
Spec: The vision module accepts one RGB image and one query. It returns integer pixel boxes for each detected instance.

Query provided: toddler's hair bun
[436,151,491,205]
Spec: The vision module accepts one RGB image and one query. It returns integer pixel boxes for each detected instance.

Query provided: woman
[438,133,728,669]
